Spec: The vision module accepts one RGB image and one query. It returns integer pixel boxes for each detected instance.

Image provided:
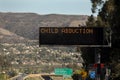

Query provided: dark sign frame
[39,27,111,47]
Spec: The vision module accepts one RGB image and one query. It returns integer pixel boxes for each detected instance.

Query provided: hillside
[0,12,88,40]
[0,13,84,73]
[0,28,28,43]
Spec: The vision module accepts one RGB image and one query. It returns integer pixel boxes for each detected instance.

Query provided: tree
[86,15,96,27]
[87,0,120,79]
[80,48,95,66]
[72,70,82,80]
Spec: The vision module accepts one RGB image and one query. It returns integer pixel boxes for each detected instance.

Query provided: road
[10,73,27,80]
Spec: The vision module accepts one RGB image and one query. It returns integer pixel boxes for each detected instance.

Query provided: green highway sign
[54,68,73,76]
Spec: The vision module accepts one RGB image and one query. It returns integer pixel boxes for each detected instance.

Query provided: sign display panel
[39,27,110,47]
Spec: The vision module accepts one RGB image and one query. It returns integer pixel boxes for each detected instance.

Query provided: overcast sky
[0,0,92,15]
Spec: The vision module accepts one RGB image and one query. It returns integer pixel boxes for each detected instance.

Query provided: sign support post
[95,48,101,80]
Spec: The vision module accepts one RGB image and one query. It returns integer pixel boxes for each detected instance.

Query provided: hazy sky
[0,0,92,15]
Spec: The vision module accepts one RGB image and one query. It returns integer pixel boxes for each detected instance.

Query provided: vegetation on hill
[0,13,87,78]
